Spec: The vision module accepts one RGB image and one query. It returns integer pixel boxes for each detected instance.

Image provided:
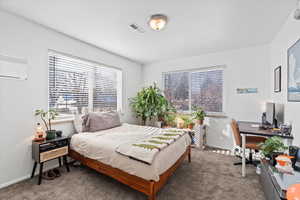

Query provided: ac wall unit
[0,54,28,80]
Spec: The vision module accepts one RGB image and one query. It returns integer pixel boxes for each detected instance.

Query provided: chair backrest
[231,119,241,147]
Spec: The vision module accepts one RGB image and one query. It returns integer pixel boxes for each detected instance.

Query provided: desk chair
[231,119,266,166]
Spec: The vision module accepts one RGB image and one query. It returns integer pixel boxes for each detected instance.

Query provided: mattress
[70,123,191,181]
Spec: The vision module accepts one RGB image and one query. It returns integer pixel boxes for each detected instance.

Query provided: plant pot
[269,152,282,166]
[188,123,195,129]
[177,122,184,129]
[155,121,162,128]
[46,130,56,140]
[196,119,204,125]
[56,130,62,137]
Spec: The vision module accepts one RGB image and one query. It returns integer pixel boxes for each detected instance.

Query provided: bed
[70,123,192,200]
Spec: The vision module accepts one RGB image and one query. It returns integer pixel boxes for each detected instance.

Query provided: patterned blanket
[115,128,187,165]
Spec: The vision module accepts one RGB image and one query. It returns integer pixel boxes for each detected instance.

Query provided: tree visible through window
[163,68,223,113]
[164,72,189,111]
[48,52,122,116]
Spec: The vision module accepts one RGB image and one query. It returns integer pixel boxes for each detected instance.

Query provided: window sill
[52,117,74,124]
[206,113,227,118]
[176,111,227,118]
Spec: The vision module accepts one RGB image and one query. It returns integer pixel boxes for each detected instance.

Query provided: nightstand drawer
[40,146,68,162]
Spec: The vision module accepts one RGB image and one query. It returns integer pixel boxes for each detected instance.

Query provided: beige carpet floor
[0,149,265,200]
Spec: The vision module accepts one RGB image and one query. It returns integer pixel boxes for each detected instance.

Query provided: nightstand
[31,136,70,185]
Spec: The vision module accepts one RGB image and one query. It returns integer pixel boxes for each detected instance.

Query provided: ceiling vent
[129,23,145,33]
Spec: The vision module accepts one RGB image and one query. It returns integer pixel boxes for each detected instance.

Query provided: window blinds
[191,70,223,112]
[48,52,120,114]
[163,69,223,113]
[93,67,118,112]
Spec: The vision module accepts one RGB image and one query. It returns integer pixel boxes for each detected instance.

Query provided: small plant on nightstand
[35,109,58,140]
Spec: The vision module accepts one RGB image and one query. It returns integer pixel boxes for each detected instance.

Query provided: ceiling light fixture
[148,14,168,31]
[294,0,300,20]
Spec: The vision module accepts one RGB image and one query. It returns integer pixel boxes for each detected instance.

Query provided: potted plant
[180,115,194,129]
[35,109,59,140]
[130,83,171,126]
[259,136,288,166]
[192,107,206,125]
[163,113,176,128]
[186,118,195,129]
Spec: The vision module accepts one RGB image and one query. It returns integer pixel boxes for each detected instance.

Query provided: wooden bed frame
[69,145,191,200]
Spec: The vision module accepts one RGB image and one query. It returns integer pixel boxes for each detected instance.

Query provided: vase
[46,130,56,140]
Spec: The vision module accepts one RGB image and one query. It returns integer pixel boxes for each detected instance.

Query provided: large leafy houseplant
[130,83,172,125]
[35,109,59,140]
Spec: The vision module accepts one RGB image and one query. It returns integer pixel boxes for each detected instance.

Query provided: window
[164,72,189,111]
[48,51,122,116]
[163,68,224,113]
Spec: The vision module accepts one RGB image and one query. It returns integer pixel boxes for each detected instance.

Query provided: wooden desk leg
[63,156,70,172]
[31,162,37,179]
[58,157,62,167]
[38,163,44,185]
[242,134,246,178]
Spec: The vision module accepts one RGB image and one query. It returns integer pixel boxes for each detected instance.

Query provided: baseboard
[206,144,233,151]
[0,175,31,189]
[0,163,61,190]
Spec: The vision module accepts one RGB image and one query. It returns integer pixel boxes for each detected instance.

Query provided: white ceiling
[0,0,296,64]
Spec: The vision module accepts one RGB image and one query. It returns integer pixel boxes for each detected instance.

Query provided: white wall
[143,45,271,149]
[0,10,142,188]
[270,12,300,146]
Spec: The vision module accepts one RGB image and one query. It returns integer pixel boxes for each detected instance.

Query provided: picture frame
[288,38,300,101]
[274,66,281,93]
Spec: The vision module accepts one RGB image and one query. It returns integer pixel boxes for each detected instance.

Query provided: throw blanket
[116,128,187,165]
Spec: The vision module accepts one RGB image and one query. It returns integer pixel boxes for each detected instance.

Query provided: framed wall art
[288,39,300,101]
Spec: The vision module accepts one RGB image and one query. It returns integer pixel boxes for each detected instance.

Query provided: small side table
[31,136,70,185]
[192,125,206,149]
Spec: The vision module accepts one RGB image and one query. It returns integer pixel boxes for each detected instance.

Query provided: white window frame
[162,65,226,117]
[48,50,123,121]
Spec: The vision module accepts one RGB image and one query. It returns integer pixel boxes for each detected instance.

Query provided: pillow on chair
[82,112,121,132]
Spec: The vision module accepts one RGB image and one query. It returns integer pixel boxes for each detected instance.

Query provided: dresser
[260,159,300,200]
[31,136,70,185]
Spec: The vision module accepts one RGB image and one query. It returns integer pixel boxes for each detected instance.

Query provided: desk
[238,121,293,177]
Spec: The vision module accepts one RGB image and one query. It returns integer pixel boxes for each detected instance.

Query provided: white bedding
[70,123,191,181]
